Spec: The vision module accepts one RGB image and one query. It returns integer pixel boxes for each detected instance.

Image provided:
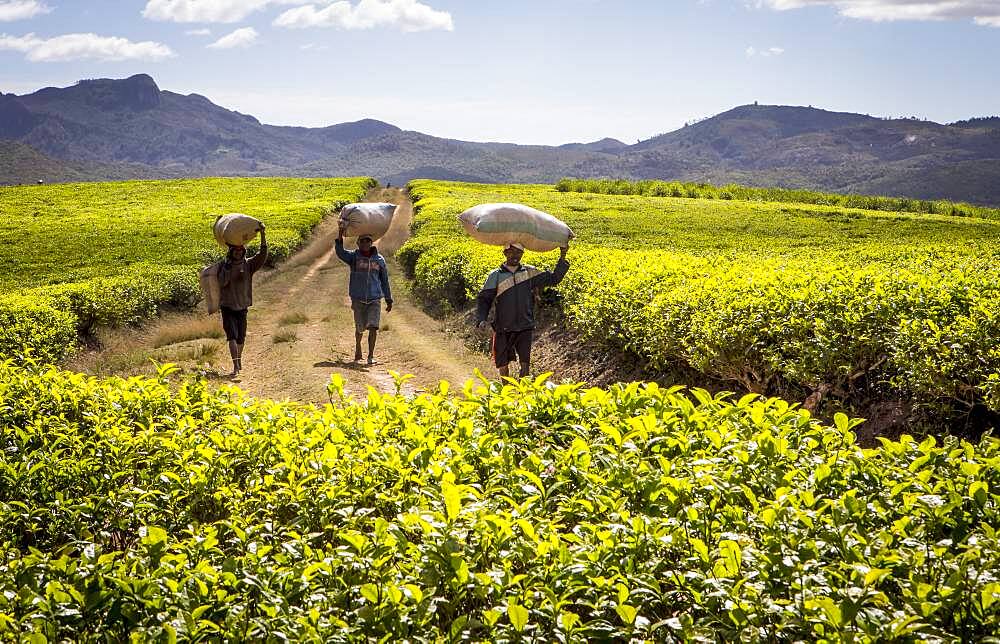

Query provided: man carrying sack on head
[475,241,569,378]
[335,222,393,365]
[217,223,267,378]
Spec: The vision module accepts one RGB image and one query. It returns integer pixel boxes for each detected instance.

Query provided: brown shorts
[352,299,381,331]
[492,329,532,368]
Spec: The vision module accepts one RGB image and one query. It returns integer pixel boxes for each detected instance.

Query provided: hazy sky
[1,0,998,145]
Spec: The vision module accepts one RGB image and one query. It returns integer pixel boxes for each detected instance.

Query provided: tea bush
[400,180,1000,415]
[1,362,999,641]
[0,296,76,364]
[555,178,1000,219]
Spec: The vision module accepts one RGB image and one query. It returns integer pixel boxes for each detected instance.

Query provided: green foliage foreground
[2,361,999,641]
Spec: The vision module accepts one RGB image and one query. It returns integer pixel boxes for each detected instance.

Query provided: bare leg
[518,362,530,378]
[236,342,244,371]
[498,364,510,377]
[367,329,378,364]
[354,331,363,361]
[228,340,239,375]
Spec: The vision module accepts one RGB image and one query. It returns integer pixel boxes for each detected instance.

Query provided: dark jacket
[218,240,268,310]
[335,239,392,303]
[476,259,569,332]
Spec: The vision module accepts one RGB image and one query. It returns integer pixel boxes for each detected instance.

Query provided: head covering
[504,242,525,251]
[359,235,373,242]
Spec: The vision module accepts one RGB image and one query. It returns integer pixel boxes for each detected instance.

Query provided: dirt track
[72,188,493,404]
[230,187,492,402]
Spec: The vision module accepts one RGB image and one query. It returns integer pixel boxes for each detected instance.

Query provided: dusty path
[232,187,491,402]
[72,188,493,404]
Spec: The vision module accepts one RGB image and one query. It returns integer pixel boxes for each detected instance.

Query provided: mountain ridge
[2,75,999,205]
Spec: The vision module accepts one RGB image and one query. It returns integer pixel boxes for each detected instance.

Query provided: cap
[504,242,525,251]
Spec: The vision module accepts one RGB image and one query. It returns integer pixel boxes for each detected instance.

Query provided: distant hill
[951,116,1000,129]
[2,75,1000,205]
[0,140,184,185]
[559,138,628,153]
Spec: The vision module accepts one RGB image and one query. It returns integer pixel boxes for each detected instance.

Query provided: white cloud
[207,26,258,48]
[185,27,212,35]
[746,45,785,56]
[274,0,454,32]
[143,0,305,24]
[755,1,1000,27]
[0,32,175,61]
[299,42,329,50]
[0,0,51,21]
[142,0,453,31]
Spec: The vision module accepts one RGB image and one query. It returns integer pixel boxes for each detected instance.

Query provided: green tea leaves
[2,362,1000,640]
[507,600,529,632]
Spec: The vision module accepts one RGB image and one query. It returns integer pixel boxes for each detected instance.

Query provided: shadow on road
[314,360,369,371]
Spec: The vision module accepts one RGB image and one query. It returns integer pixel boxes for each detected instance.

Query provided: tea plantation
[399,180,1000,423]
[0,177,375,363]
[3,177,1000,641]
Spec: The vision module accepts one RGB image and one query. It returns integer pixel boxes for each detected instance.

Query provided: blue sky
[1,0,998,145]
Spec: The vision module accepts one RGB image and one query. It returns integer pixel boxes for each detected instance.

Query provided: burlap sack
[458,203,574,252]
[199,262,222,314]
[214,213,262,247]
[339,203,396,239]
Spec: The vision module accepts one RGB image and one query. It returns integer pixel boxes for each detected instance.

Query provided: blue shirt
[335,239,392,303]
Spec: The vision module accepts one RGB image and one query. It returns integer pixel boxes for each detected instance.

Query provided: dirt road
[72,188,493,404]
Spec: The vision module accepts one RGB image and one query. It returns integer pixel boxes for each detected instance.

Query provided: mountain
[11,74,394,173]
[559,138,628,153]
[622,104,1000,204]
[2,75,1000,205]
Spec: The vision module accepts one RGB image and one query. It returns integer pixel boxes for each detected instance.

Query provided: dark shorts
[492,328,533,367]
[220,307,248,343]
[352,299,381,331]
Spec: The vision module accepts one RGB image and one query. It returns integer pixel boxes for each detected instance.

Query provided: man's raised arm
[536,245,569,288]
[248,225,268,272]
[334,221,354,264]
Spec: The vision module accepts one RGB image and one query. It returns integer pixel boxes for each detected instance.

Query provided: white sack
[458,203,574,252]
[339,202,396,239]
[214,213,262,247]
[199,262,222,315]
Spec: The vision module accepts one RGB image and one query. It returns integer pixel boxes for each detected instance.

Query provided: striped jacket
[476,259,569,332]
